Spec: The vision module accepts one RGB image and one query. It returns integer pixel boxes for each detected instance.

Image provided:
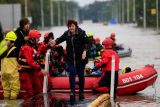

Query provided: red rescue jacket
[96,48,120,72]
[18,45,40,71]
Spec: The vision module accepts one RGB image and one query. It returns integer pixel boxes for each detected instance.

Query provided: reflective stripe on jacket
[18,45,40,71]
[0,39,8,57]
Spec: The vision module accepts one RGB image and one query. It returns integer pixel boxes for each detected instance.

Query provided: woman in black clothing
[51,20,88,105]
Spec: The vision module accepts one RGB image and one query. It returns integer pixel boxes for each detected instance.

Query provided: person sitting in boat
[122,67,132,74]
[94,38,103,59]
[86,32,97,59]
[110,32,117,49]
[91,59,102,75]
[18,30,48,100]
[92,37,120,100]
[50,45,65,76]
[50,19,89,104]
[110,32,122,51]
[1,31,20,100]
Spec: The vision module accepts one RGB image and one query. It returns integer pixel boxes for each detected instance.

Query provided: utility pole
[143,0,146,29]
[40,0,44,29]
[62,1,66,26]
[156,0,159,33]
[57,1,61,26]
[111,0,114,19]
[133,0,136,22]
[122,0,124,24]
[24,0,28,17]
[127,0,130,23]
[50,0,54,26]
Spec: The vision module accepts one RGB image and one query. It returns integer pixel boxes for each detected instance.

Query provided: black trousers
[98,71,119,97]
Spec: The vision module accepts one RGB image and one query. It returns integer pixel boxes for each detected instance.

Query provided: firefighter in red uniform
[92,37,120,99]
[18,30,48,100]
[39,32,65,76]
[37,32,55,76]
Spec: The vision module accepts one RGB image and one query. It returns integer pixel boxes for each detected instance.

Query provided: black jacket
[55,28,88,68]
[14,27,29,50]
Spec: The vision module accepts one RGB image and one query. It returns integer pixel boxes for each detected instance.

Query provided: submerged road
[8,22,154,107]
[41,22,160,107]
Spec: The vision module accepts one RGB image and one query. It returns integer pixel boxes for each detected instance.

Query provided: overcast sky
[73,0,107,7]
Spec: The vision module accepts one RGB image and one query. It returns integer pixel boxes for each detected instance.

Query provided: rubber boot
[70,90,75,106]
[10,96,17,100]
[79,90,84,101]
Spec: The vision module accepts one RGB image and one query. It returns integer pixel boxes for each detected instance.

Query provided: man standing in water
[51,19,88,105]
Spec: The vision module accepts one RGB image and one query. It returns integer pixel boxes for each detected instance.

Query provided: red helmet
[44,32,54,39]
[110,32,115,38]
[28,30,41,38]
[95,38,100,42]
[102,37,114,48]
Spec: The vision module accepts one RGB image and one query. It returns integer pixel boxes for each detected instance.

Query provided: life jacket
[18,46,36,70]
[18,55,32,70]
[37,54,45,68]
[37,42,47,68]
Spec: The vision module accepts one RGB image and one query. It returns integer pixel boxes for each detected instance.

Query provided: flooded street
[3,22,160,107]
[41,23,160,107]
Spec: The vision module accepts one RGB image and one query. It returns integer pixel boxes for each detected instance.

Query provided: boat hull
[0,65,157,99]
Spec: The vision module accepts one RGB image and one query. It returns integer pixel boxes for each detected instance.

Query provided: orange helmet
[102,37,114,48]
[28,30,41,38]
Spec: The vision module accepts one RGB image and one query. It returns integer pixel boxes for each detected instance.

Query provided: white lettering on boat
[122,74,144,84]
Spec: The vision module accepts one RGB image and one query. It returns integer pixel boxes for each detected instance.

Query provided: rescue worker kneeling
[1,31,20,100]
[92,37,120,100]
[18,30,48,100]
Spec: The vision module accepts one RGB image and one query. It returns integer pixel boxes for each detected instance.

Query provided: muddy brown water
[1,23,159,107]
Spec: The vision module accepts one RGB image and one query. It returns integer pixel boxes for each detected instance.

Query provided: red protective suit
[96,49,119,72]
[37,42,54,75]
[93,48,119,98]
[18,45,42,100]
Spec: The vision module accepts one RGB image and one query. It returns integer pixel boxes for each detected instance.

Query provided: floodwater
[41,22,160,107]
[1,22,160,107]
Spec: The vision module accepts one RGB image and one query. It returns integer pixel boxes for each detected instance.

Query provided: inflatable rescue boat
[0,65,157,99]
[116,43,132,58]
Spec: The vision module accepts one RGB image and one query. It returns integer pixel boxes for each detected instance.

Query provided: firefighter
[92,37,120,100]
[18,30,47,100]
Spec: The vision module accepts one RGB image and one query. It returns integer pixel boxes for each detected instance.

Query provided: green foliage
[79,1,111,22]
[135,0,159,27]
